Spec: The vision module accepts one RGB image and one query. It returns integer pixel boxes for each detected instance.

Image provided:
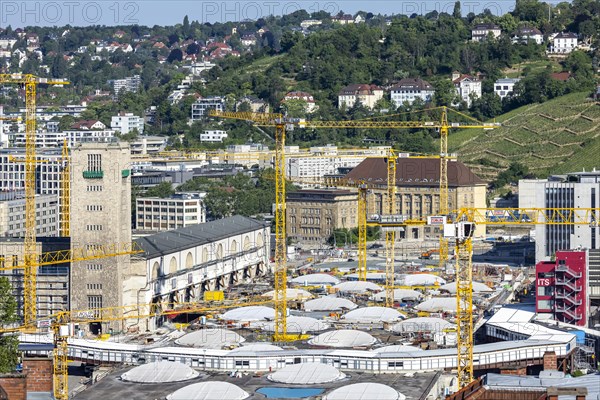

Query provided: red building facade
[535,250,587,326]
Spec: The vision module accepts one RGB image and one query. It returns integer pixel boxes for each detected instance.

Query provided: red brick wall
[500,367,527,376]
[22,358,52,392]
[543,351,557,371]
[0,374,26,400]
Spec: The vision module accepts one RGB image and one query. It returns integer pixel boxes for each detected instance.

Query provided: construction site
[0,74,599,400]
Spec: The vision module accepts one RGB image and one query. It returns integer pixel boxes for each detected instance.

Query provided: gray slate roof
[134,215,268,259]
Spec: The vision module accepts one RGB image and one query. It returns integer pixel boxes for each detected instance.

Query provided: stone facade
[286,189,358,244]
[69,142,131,332]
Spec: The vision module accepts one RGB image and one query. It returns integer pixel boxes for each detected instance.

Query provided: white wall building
[136,192,206,231]
[12,130,116,148]
[390,78,435,107]
[111,112,145,134]
[512,27,544,45]
[471,24,501,42]
[519,170,600,262]
[200,130,228,143]
[191,97,225,121]
[452,73,482,107]
[494,78,520,100]
[550,32,578,54]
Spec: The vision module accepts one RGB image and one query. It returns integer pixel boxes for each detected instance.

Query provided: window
[388,361,404,367]
[87,154,102,171]
[86,224,103,231]
[86,283,103,290]
[538,272,555,279]
[88,295,102,309]
[537,299,552,310]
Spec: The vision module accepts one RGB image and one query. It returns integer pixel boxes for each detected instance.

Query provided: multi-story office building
[346,157,487,239]
[190,97,225,121]
[111,112,145,134]
[286,189,358,243]
[519,170,600,262]
[0,192,59,237]
[0,148,63,195]
[12,129,116,148]
[69,142,132,333]
[536,250,588,326]
[0,237,70,319]
[135,192,206,231]
[129,135,168,155]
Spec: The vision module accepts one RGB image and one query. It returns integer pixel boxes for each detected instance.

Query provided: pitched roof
[555,32,578,39]
[344,158,485,187]
[514,26,542,36]
[390,78,433,91]
[339,84,382,96]
[452,74,479,84]
[134,215,268,259]
[473,23,500,30]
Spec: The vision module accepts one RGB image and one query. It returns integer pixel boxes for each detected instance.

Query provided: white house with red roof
[283,91,318,113]
[452,72,482,107]
[338,84,384,109]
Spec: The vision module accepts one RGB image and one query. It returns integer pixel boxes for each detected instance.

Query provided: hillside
[448,92,600,181]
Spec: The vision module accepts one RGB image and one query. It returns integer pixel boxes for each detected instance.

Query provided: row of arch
[151,232,264,279]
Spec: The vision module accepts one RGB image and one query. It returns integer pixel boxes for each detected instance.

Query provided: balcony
[83,170,104,179]
[556,264,582,279]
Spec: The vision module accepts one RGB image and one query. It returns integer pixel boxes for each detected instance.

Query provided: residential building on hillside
[69,142,132,333]
[452,72,482,107]
[129,136,168,155]
[135,192,206,231]
[200,130,228,143]
[338,84,384,109]
[301,19,322,29]
[191,96,225,121]
[111,75,141,95]
[71,120,106,130]
[129,216,270,329]
[519,170,600,262]
[286,189,358,243]
[550,32,578,53]
[331,14,355,24]
[345,157,487,239]
[390,78,435,106]
[471,23,501,42]
[494,78,520,99]
[283,91,317,113]
[0,192,59,237]
[111,112,144,134]
[512,26,544,44]
[536,250,588,326]
[237,96,270,113]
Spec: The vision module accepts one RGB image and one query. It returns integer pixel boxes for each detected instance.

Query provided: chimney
[22,356,53,393]
[543,351,557,371]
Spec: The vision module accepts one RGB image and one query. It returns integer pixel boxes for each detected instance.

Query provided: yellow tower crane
[209,110,498,332]
[0,74,69,328]
[372,206,600,388]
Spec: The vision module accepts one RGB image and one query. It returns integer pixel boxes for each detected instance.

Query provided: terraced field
[448,92,600,181]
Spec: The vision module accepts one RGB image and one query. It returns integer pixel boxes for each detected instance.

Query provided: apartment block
[0,192,59,237]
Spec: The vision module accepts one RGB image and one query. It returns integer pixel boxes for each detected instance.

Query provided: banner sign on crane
[427,216,447,225]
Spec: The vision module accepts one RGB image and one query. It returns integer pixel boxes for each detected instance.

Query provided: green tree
[453,1,462,19]
[144,182,175,198]
[0,277,18,373]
